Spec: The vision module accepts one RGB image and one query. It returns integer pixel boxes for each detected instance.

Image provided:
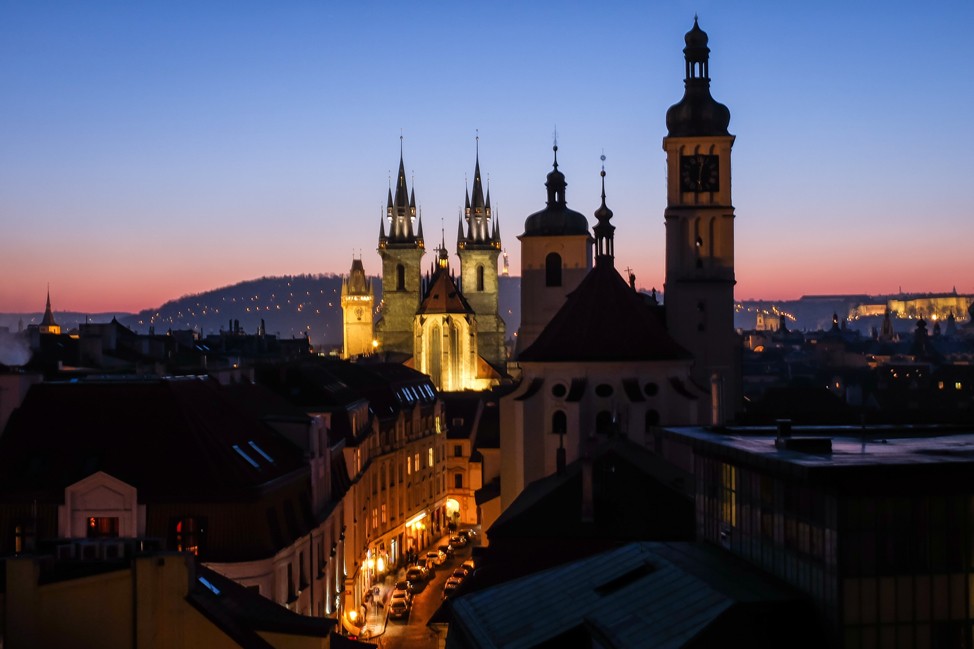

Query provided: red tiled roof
[519,264,690,363]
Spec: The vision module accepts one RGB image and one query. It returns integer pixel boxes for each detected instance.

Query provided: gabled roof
[418,268,474,315]
[518,264,690,363]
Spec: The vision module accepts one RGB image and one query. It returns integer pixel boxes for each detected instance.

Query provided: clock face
[354,307,364,321]
[679,154,719,192]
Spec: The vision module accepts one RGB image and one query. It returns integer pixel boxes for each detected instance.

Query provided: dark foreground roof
[447,542,824,649]
[0,377,307,501]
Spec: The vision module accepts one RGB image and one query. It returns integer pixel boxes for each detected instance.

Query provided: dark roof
[489,437,693,543]
[448,542,823,649]
[190,563,334,645]
[0,378,308,501]
[519,264,690,363]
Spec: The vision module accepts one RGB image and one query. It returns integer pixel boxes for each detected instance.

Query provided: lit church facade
[360,144,506,392]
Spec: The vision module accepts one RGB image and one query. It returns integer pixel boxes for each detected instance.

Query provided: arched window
[545,253,562,287]
[477,265,485,291]
[551,410,567,435]
[595,410,614,435]
[396,264,405,291]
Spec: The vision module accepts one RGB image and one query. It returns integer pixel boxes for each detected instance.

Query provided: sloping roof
[518,264,690,363]
[0,378,308,502]
[418,268,474,315]
[448,542,822,649]
[488,437,693,542]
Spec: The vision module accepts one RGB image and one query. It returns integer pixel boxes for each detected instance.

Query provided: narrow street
[366,534,477,649]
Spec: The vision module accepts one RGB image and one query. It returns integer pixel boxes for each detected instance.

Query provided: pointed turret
[38,286,61,335]
[593,158,615,268]
[460,137,495,248]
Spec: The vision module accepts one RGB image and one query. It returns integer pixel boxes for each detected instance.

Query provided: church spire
[461,134,495,248]
[384,138,421,245]
[593,156,615,268]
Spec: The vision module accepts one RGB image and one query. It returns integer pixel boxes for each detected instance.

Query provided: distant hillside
[116,274,521,350]
[1,275,522,352]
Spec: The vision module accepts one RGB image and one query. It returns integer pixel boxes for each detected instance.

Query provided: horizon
[5,273,971,320]
[3,2,972,313]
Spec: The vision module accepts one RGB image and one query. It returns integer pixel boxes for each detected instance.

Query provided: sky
[2,1,972,314]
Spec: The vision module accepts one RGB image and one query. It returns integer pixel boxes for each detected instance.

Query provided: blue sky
[2,1,972,312]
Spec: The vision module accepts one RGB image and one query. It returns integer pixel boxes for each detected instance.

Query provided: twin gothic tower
[348,143,506,391]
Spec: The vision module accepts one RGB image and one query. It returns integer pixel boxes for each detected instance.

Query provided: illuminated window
[175,517,203,555]
[381,504,387,524]
[938,381,945,390]
[957,382,963,390]
[545,253,562,287]
[720,464,737,527]
[428,448,434,467]
[415,453,420,470]
[407,457,412,475]
[14,524,24,554]
[87,516,119,539]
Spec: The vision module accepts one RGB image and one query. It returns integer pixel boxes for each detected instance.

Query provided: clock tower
[663,18,740,423]
[341,257,374,359]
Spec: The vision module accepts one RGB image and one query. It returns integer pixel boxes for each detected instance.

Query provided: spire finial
[552,127,559,168]
[600,152,607,200]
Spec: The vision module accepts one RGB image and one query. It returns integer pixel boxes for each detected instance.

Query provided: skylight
[248,440,274,463]
[232,444,260,469]
[198,576,222,596]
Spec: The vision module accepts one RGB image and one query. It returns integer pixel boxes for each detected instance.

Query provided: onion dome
[665,17,731,137]
[522,145,591,237]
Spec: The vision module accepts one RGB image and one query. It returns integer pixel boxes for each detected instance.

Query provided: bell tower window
[396,264,405,291]
[545,253,562,287]
[477,265,485,291]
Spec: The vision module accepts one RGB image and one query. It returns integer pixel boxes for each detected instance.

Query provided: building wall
[516,234,591,355]
[376,246,425,355]
[4,555,251,649]
[682,435,974,649]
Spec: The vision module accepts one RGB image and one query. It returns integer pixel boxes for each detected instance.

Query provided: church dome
[522,146,591,237]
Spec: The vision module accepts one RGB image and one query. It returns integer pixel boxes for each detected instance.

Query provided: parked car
[452,567,470,580]
[425,549,446,566]
[438,543,455,558]
[392,580,414,601]
[449,534,467,548]
[406,565,428,584]
[458,528,478,542]
[462,558,475,571]
[442,577,462,599]
[388,593,411,620]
